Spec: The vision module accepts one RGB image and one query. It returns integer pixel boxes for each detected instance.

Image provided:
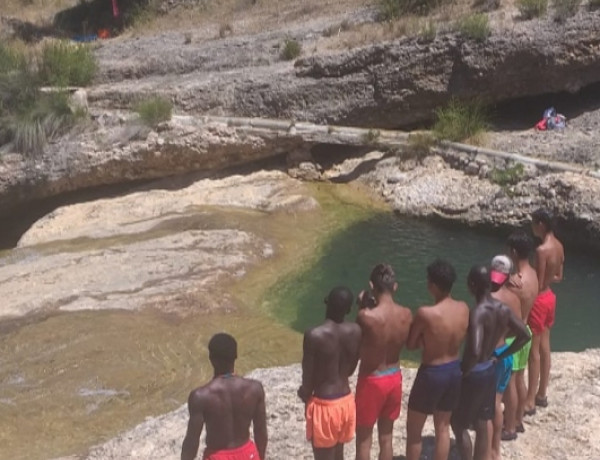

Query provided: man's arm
[406,309,425,350]
[535,248,547,292]
[297,330,315,403]
[348,326,362,376]
[495,308,531,360]
[253,383,268,460]
[461,313,484,374]
[181,390,204,460]
[553,252,564,283]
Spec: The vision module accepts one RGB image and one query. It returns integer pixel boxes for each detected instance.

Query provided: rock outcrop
[0,170,318,319]
[57,350,600,460]
[89,11,600,128]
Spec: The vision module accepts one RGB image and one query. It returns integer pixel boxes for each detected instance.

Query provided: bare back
[189,376,265,451]
[508,263,538,320]
[491,287,521,344]
[410,298,469,365]
[357,299,412,376]
[536,234,565,292]
[462,295,528,373]
[303,320,361,398]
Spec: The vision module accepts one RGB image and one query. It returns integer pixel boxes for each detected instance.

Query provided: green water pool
[266,213,600,353]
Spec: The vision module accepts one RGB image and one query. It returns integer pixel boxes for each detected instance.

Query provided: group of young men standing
[180,209,564,460]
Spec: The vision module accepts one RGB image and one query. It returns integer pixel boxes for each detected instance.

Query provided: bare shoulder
[342,321,362,336]
[242,377,265,397]
[397,303,413,322]
[188,385,209,409]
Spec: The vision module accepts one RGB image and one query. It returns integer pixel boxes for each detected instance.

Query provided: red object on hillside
[112,0,120,18]
[98,28,111,39]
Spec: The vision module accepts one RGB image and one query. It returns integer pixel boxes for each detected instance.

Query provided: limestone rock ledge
[55,349,600,460]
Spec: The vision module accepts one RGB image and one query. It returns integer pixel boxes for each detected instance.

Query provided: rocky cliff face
[89,11,600,128]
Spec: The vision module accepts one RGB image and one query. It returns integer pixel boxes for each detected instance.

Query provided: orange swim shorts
[528,289,556,335]
[306,393,356,448]
[203,440,260,460]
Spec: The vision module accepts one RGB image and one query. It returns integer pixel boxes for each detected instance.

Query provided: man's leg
[491,393,503,460]
[537,327,551,402]
[473,420,493,460]
[334,443,344,460]
[515,370,527,428]
[502,376,518,435]
[406,409,427,460]
[451,422,473,460]
[312,445,336,460]
[355,426,373,460]
[432,410,452,460]
[377,418,394,460]
[525,333,542,412]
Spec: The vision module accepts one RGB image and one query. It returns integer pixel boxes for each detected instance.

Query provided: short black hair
[427,259,456,293]
[370,263,396,293]
[208,333,237,363]
[532,208,554,232]
[507,230,533,260]
[468,264,490,292]
[326,286,353,310]
[325,286,353,320]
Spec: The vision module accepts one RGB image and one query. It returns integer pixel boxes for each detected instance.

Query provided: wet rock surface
[0,170,318,319]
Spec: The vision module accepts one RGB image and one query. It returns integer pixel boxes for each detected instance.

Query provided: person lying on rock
[298,286,362,460]
[405,259,469,460]
[451,265,530,460]
[181,333,267,460]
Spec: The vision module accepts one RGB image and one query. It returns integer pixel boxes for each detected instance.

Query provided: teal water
[268,214,600,353]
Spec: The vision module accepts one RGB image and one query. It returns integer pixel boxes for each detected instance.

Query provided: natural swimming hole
[266,213,600,353]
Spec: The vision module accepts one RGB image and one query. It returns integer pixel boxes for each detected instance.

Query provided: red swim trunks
[203,440,260,460]
[306,393,356,448]
[355,367,402,427]
[528,289,556,335]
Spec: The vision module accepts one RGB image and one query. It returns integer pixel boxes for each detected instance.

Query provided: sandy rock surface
[60,350,600,460]
[18,170,317,246]
[0,170,316,319]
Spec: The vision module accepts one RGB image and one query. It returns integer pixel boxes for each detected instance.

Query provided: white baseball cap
[490,255,513,285]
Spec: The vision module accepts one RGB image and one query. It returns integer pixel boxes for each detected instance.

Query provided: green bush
[404,132,436,158]
[280,39,302,61]
[0,43,27,75]
[433,99,489,142]
[12,92,76,156]
[38,41,97,87]
[420,20,437,41]
[135,96,173,127]
[362,129,381,144]
[378,0,441,19]
[552,0,581,21]
[517,0,548,18]
[490,163,525,186]
[458,14,491,42]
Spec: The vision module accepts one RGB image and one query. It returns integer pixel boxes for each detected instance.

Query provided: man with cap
[489,255,525,458]
[298,286,362,460]
[181,333,267,460]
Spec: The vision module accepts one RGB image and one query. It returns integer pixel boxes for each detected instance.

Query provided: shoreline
[58,349,600,460]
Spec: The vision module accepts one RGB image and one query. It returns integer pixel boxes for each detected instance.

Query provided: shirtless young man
[451,266,530,460]
[355,264,412,460]
[526,209,564,413]
[505,231,538,432]
[298,286,362,460]
[181,333,267,460]
[405,259,469,460]
[489,256,522,456]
